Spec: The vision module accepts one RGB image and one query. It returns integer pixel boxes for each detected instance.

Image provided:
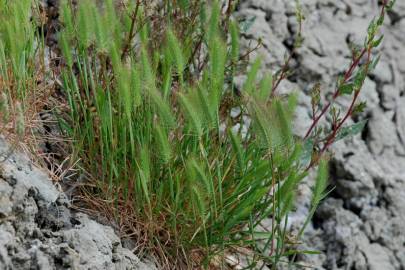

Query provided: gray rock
[0,137,155,270]
[396,97,405,146]
[370,59,393,84]
[362,244,396,270]
[381,84,400,110]
[367,109,398,154]
[0,181,13,217]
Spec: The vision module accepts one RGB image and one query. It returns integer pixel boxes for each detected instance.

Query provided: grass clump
[0,0,48,146]
[58,0,311,267]
[0,0,32,133]
[0,0,395,268]
[47,0,396,268]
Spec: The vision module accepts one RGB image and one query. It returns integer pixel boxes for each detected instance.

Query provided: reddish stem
[306,47,373,171]
[270,54,294,98]
[303,1,389,169]
[271,6,304,97]
[303,48,367,140]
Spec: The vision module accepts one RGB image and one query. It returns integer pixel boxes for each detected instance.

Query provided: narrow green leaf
[338,83,354,95]
[300,139,314,166]
[312,159,328,205]
[60,0,74,38]
[335,119,368,142]
[167,29,185,82]
[244,58,261,95]
[387,0,396,11]
[354,68,367,90]
[207,1,220,43]
[59,33,73,68]
[179,93,203,136]
[275,99,293,147]
[155,124,171,163]
[298,158,328,237]
[230,20,240,63]
[131,66,142,107]
[372,35,384,48]
[209,37,226,112]
[239,16,256,33]
[139,146,151,208]
[229,130,245,172]
[352,101,367,115]
[258,73,273,101]
[370,55,381,71]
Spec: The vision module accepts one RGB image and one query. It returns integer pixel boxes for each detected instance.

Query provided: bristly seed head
[1,92,10,123]
[15,101,25,137]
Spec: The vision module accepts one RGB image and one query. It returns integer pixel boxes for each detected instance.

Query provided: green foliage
[299,158,329,237]
[335,119,368,142]
[338,83,354,95]
[239,16,256,33]
[230,20,240,64]
[56,1,321,267]
[0,0,45,137]
[0,0,37,99]
[386,0,396,10]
